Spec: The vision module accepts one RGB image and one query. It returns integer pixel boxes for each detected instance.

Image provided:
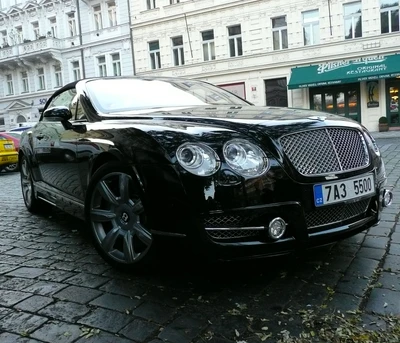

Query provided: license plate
[4,144,13,149]
[314,174,374,207]
[1,156,8,161]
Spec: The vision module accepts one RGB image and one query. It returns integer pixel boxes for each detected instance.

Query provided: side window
[70,94,87,120]
[47,88,77,109]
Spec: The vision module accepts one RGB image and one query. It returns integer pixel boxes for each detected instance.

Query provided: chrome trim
[205,226,265,231]
[151,230,186,237]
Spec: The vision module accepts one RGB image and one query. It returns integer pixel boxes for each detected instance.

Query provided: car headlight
[176,143,220,176]
[363,130,380,156]
[223,139,269,178]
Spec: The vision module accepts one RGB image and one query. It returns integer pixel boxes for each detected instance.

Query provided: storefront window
[389,86,399,124]
[265,78,288,107]
[313,94,322,111]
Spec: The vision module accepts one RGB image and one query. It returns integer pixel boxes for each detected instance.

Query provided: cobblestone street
[0,135,399,343]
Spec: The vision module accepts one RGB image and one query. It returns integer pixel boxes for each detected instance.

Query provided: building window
[54,65,62,87]
[149,40,161,69]
[68,13,77,37]
[72,61,81,81]
[32,21,39,40]
[344,2,362,39]
[202,30,215,61]
[21,71,29,93]
[107,1,117,27]
[265,78,288,107]
[381,0,399,33]
[93,5,103,30]
[302,10,320,45]
[1,30,8,47]
[97,56,107,76]
[6,74,13,95]
[49,17,57,38]
[272,16,288,50]
[111,53,121,76]
[228,25,242,57]
[172,36,184,66]
[37,68,45,90]
[170,0,180,3]
[147,0,156,10]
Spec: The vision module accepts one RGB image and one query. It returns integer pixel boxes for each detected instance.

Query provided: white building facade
[0,0,135,131]
[131,0,400,132]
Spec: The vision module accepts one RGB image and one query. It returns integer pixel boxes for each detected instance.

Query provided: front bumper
[198,191,384,261]
[0,152,18,167]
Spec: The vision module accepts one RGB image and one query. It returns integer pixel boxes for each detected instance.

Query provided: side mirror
[43,106,72,122]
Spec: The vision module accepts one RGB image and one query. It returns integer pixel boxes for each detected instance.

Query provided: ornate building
[131,0,400,132]
[0,0,134,131]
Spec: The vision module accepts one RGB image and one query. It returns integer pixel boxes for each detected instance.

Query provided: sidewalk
[371,130,400,139]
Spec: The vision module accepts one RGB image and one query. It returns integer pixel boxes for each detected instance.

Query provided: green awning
[288,54,400,89]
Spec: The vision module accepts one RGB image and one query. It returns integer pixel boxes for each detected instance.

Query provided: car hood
[103,105,361,138]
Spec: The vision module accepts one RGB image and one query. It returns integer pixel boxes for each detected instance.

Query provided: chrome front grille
[305,198,371,229]
[280,128,369,176]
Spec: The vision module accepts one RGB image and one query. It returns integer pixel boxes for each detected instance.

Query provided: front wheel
[5,163,19,172]
[86,162,154,270]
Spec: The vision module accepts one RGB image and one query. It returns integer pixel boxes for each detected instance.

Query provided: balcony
[0,37,63,68]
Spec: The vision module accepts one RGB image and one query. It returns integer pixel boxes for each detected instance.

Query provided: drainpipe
[126,0,136,75]
[76,0,86,78]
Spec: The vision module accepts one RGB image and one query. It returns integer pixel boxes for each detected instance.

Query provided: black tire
[20,155,51,213]
[86,162,155,270]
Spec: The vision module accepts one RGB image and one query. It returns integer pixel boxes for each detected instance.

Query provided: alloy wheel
[89,171,152,265]
[20,157,33,208]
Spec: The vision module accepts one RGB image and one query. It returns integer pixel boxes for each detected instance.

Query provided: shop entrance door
[310,84,360,122]
[386,80,399,126]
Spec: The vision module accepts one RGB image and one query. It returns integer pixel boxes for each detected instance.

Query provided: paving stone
[75,263,111,275]
[383,255,400,272]
[0,332,43,343]
[0,289,32,306]
[367,226,391,237]
[119,318,159,342]
[158,315,207,343]
[89,293,141,312]
[365,288,400,315]
[38,270,77,282]
[0,245,13,253]
[3,247,35,257]
[322,292,363,314]
[388,243,400,256]
[0,277,37,290]
[362,236,390,249]
[50,261,86,271]
[360,313,387,332]
[5,267,48,279]
[0,264,18,275]
[357,247,386,261]
[392,232,400,244]
[75,331,134,343]
[335,274,370,297]
[64,272,110,288]
[99,279,148,297]
[76,254,106,264]
[78,308,133,333]
[30,322,83,343]
[0,311,48,335]
[0,306,13,320]
[133,301,175,324]
[14,295,54,312]
[23,281,69,296]
[324,254,354,273]
[53,285,102,304]
[208,314,250,340]
[377,271,400,291]
[27,250,56,259]
[39,301,90,322]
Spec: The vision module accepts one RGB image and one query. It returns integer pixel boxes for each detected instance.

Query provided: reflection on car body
[18,76,393,270]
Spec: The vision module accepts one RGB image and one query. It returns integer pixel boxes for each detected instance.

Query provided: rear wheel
[20,155,50,213]
[87,162,154,270]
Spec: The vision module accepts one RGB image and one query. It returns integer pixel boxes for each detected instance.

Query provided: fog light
[268,217,286,240]
[382,189,393,207]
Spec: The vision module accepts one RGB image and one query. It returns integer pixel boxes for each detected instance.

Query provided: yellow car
[0,135,18,172]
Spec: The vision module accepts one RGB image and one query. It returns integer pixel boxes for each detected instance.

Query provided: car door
[33,88,84,200]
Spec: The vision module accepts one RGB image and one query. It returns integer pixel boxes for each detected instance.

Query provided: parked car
[19,77,392,269]
[0,135,18,173]
[0,132,21,172]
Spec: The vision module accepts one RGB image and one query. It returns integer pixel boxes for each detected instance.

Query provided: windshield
[85,78,250,114]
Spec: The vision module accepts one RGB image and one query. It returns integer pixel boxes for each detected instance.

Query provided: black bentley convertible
[19,77,392,269]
